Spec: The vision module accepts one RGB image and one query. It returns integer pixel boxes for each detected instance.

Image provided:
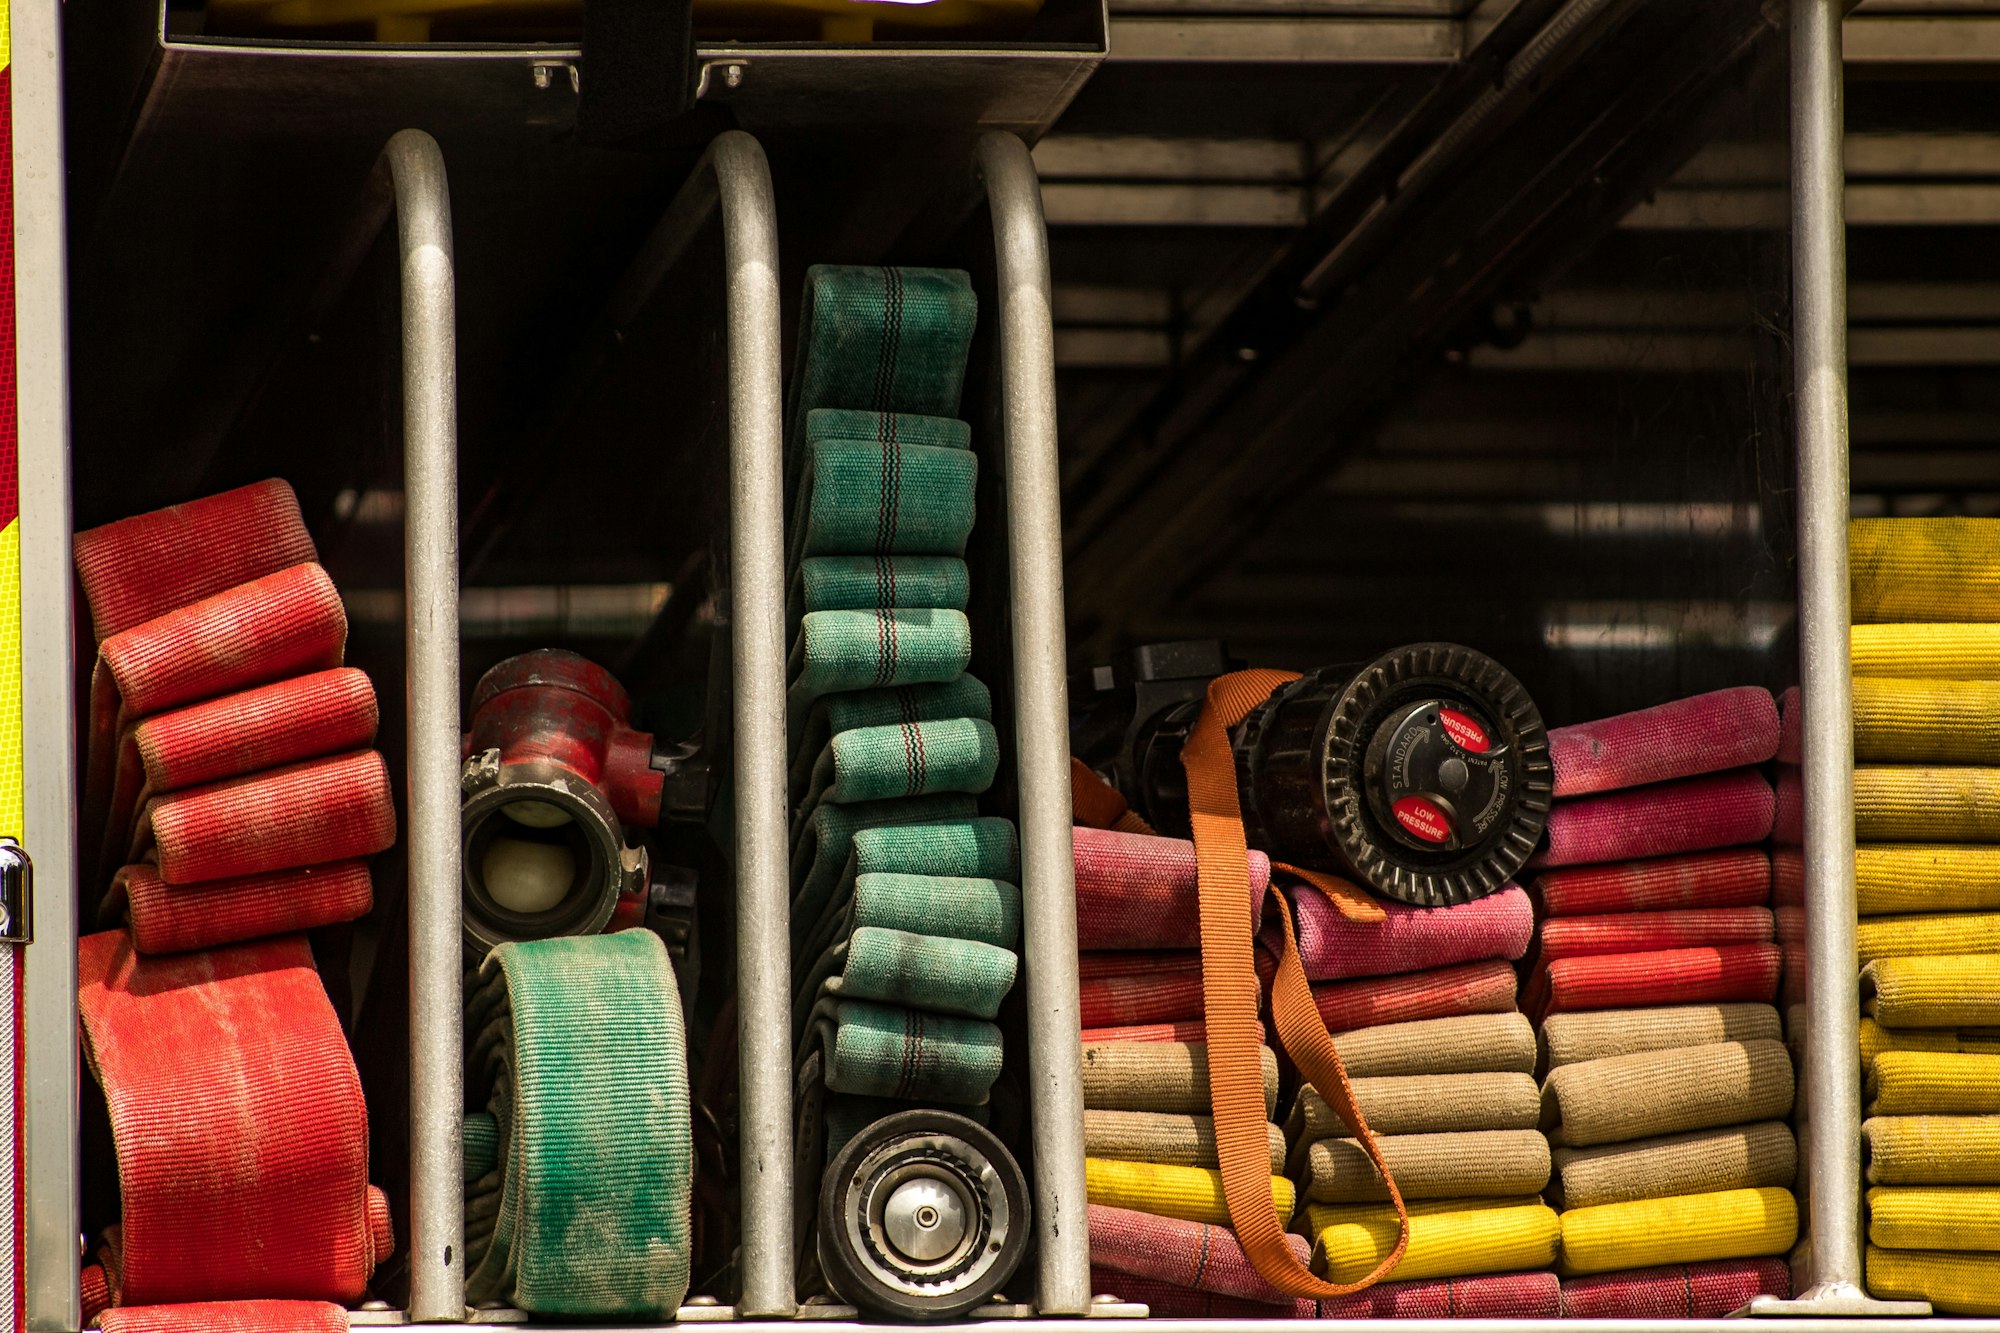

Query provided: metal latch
[0,837,32,944]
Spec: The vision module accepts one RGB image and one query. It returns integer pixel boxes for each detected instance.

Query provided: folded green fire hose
[789,674,994,806]
[794,817,1021,966]
[791,794,982,949]
[784,266,1023,1295]
[462,930,693,1317]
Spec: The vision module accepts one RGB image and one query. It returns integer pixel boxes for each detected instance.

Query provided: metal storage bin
[12,0,1997,1326]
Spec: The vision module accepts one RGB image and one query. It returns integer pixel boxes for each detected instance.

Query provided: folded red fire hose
[1310,958,1520,1033]
[115,861,375,956]
[1524,942,1784,1019]
[76,930,392,1313]
[133,748,396,884]
[72,480,318,643]
[96,668,378,891]
[1087,1203,1310,1304]
[1547,686,1779,799]
[70,482,397,1327]
[1534,768,1776,868]
[1286,884,1534,982]
[83,563,349,870]
[1558,1257,1790,1316]
[1531,848,1772,916]
[1074,824,1270,949]
[1077,950,1276,1028]
[1537,907,1776,960]
[73,481,393,952]
[96,1300,351,1333]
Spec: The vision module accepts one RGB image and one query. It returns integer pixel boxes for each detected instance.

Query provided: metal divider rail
[1746,1,1927,1318]
[371,128,467,1327]
[259,126,469,1325]
[969,130,1090,1322]
[16,0,84,1321]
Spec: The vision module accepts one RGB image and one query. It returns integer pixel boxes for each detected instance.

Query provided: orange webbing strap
[1067,746,1405,1288]
[1278,862,1385,924]
[1068,756,1156,835]
[1183,670,1409,1298]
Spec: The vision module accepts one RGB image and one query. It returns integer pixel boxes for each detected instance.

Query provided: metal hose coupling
[460,648,705,952]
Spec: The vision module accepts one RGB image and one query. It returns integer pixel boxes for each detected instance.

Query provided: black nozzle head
[1240,643,1552,907]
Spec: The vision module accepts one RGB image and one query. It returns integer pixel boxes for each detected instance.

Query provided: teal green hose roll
[785,266,1018,1291]
[797,927,1020,1030]
[463,931,692,1317]
[806,408,972,452]
[813,997,1007,1101]
[463,1112,499,1182]
[795,555,971,616]
[789,608,972,706]
[789,675,993,805]
[795,818,1020,958]
[796,824,1020,965]
[848,818,1020,884]
[849,871,1022,948]
[795,439,976,555]
[790,795,983,947]
[790,410,977,561]
[795,870,1024,1029]
[798,716,1000,811]
[833,927,1018,1018]
[789,267,978,435]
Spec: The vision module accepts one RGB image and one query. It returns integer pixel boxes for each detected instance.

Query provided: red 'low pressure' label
[1393,795,1453,844]
[1439,708,1491,753]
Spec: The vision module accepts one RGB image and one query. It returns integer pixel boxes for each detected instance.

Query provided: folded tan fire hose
[1073,666,1412,1298]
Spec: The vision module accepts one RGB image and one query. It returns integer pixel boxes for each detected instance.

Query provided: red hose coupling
[459,649,662,951]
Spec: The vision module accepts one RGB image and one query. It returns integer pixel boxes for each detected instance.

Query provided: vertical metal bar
[975,131,1089,1318]
[711,131,797,1322]
[13,0,82,1323]
[1790,0,1862,1300]
[383,129,466,1325]
[1745,0,1924,1316]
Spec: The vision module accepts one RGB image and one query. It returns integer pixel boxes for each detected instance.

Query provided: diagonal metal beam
[1058,0,1775,654]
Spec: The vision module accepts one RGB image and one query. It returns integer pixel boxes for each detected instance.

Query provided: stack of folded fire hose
[1840,517,2000,1314]
[1524,688,1796,1311]
[781,267,1023,1286]
[69,481,396,1328]
[1072,784,1568,1312]
[1527,689,1783,1022]
[74,479,392,953]
[1069,826,1312,1317]
[1272,881,1561,1307]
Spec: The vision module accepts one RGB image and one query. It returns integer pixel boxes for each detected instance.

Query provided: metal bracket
[694,60,748,101]
[0,838,32,945]
[1083,1298,1150,1319]
[650,735,713,824]
[1741,1283,1932,1318]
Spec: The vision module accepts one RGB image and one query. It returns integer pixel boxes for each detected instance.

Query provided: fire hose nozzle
[460,649,673,952]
